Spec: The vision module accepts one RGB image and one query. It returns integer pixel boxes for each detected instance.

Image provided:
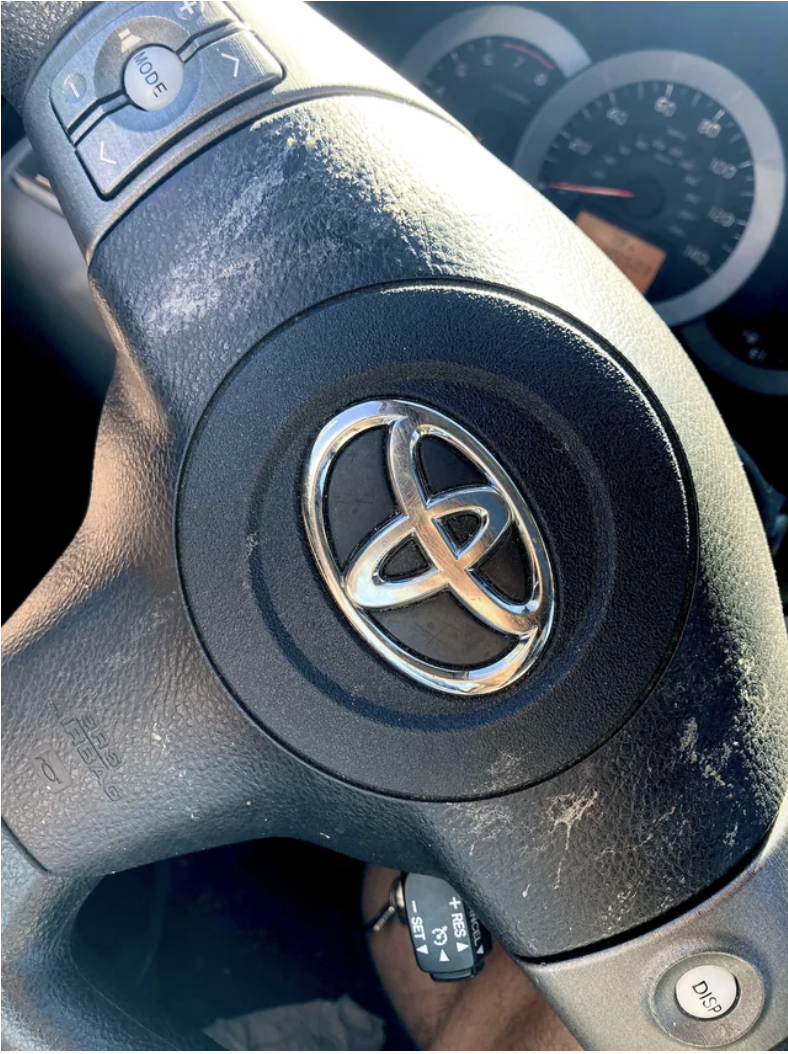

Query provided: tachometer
[401,6,590,166]
[515,52,785,327]
[417,37,564,165]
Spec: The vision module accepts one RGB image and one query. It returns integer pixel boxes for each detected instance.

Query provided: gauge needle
[544,182,636,198]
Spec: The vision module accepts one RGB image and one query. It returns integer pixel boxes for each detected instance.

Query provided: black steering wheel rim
[2,2,787,1050]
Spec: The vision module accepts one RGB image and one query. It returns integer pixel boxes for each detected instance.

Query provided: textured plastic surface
[3,91,785,952]
[178,284,694,798]
[16,0,460,257]
[523,800,788,1050]
[0,0,94,111]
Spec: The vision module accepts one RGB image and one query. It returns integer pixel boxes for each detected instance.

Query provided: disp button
[675,963,739,1019]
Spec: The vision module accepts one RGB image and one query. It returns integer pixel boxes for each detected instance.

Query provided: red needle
[501,42,555,70]
[544,182,635,198]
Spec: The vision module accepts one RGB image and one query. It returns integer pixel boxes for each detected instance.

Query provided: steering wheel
[2,2,787,1050]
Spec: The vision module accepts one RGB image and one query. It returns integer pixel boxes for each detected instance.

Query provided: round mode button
[124,45,184,112]
[675,963,739,1019]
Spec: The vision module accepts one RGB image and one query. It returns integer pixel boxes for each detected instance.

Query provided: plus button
[175,0,202,19]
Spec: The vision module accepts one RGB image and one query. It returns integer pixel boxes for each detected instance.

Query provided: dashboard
[315,1,788,499]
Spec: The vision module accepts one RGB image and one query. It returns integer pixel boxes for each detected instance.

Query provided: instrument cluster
[392,4,788,396]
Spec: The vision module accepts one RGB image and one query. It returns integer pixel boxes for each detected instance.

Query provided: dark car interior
[2,2,787,1050]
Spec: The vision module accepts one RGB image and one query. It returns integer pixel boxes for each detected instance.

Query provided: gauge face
[536,83,754,301]
[401,6,590,164]
[515,52,786,328]
[709,306,788,371]
[422,37,563,165]
[421,38,565,165]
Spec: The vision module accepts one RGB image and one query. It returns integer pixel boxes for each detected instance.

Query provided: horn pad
[177,283,694,799]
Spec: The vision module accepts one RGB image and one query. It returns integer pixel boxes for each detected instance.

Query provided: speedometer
[515,52,785,327]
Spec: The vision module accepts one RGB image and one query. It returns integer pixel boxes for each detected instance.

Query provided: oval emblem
[302,400,554,695]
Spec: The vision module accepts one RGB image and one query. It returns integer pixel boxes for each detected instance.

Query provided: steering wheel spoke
[2,364,313,878]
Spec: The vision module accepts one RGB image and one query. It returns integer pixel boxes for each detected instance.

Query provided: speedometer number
[709,157,738,179]
[707,206,736,227]
[697,118,721,138]
[654,95,677,117]
[606,107,628,126]
[568,136,592,155]
[683,245,711,268]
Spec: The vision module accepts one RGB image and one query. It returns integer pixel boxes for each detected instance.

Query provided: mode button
[124,46,185,112]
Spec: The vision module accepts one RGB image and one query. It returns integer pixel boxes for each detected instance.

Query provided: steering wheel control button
[124,46,184,111]
[174,0,205,18]
[60,71,88,103]
[51,62,101,133]
[196,32,283,90]
[653,953,765,1047]
[403,874,489,981]
[50,1,237,136]
[77,32,283,197]
[675,964,739,1019]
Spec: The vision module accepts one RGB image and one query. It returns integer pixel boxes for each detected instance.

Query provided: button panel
[77,32,282,197]
[49,0,284,199]
[51,1,236,135]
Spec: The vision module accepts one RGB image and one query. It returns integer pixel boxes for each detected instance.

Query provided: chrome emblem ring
[303,400,555,695]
